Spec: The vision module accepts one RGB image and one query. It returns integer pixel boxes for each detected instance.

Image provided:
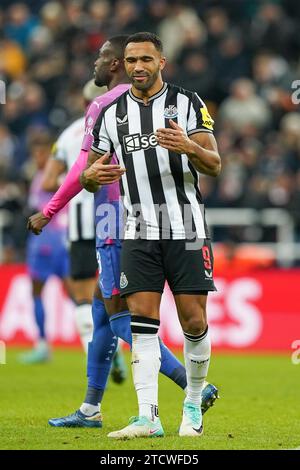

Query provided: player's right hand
[83,153,126,185]
[27,211,51,235]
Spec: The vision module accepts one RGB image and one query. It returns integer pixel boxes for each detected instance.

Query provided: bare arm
[41,159,66,192]
[155,119,221,177]
[79,149,103,193]
[79,150,126,193]
[186,132,221,177]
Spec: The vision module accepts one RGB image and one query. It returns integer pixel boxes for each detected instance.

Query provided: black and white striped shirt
[53,117,95,242]
[91,83,214,240]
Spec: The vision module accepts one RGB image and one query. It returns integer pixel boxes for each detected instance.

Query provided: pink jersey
[82,84,130,153]
[82,84,130,204]
[43,83,130,244]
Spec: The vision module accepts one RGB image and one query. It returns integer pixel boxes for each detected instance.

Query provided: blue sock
[158,338,187,390]
[109,311,187,390]
[86,297,117,404]
[109,311,132,345]
[33,296,46,339]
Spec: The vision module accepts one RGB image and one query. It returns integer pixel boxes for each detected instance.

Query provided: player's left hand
[27,211,51,235]
[155,120,192,154]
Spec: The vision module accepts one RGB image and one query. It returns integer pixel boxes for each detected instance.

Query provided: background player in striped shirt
[20,133,70,364]
[83,32,221,439]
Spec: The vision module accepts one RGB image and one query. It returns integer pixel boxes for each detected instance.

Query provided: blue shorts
[27,232,70,282]
[96,241,121,298]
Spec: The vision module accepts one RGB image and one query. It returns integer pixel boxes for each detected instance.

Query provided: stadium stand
[0,0,300,265]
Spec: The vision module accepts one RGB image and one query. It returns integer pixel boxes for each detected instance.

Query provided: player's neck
[131,79,164,105]
[108,74,130,91]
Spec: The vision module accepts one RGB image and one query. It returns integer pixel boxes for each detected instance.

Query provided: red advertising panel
[0,265,299,351]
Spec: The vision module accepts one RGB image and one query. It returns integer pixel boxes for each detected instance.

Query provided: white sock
[80,402,100,416]
[131,315,161,422]
[74,303,93,353]
[183,327,211,407]
[132,333,161,421]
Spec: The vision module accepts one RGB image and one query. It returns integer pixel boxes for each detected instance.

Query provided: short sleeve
[91,110,113,155]
[187,93,214,136]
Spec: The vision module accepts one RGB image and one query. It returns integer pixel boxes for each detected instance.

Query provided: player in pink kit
[28,36,218,427]
[21,133,70,364]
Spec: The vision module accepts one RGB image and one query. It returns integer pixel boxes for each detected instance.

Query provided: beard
[130,69,160,91]
[94,69,108,87]
[94,75,105,87]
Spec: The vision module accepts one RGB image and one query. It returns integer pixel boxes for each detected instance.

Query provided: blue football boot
[48,410,102,428]
[201,382,219,414]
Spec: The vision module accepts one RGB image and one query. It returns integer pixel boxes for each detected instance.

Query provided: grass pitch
[0,348,299,450]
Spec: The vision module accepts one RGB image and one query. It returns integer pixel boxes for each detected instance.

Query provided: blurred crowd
[0,0,300,263]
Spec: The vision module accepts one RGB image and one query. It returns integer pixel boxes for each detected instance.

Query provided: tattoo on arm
[79,150,101,192]
[79,171,99,193]
[86,150,100,168]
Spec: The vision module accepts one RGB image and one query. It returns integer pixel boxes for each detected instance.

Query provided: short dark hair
[125,32,163,53]
[108,35,129,59]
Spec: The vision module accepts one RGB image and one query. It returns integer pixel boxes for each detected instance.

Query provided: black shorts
[120,238,216,297]
[70,240,98,280]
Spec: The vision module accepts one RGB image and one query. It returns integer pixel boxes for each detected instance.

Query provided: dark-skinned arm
[79,150,126,193]
[79,149,102,192]
[185,131,221,177]
[155,119,221,177]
